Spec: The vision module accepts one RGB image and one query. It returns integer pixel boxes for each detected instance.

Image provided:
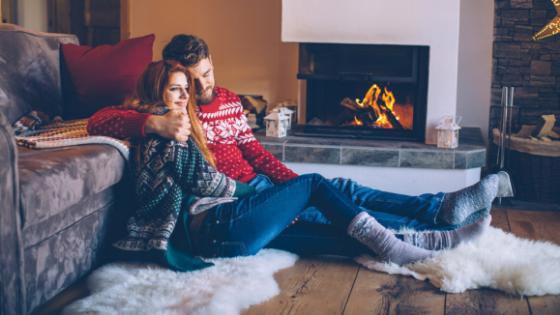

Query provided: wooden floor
[33,208,560,315]
[242,208,560,315]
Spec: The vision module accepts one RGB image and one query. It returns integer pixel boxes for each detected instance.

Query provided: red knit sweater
[86,86,298,184]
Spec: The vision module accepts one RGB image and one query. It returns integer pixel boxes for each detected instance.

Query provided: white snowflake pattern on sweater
[196,87,297,184]
[198,89,256,145]
[86,86,298,184]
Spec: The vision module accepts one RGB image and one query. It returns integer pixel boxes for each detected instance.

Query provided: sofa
[0,24,131,314]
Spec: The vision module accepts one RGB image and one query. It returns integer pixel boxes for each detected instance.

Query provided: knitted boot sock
[438,175,499,225]
[457,205,491,228]
[403,214,491,250]
[348,212,435,265]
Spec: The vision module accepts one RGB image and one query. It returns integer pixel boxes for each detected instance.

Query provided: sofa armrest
[0,112,26,315]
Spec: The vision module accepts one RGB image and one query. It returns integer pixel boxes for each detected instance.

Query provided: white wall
[17,0,48,33]
[456,0,495,146]
[285,163,481,195]
[282,0,462,145]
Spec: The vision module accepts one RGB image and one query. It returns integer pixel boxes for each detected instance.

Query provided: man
[88,35,298,185]
[88,35,497,254]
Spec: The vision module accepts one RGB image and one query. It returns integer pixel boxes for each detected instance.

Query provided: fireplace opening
[297,43,429,142]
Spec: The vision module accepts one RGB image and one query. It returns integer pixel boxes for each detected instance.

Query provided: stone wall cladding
[491,0,560,134]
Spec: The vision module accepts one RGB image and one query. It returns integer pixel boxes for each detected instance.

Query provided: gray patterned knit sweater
[113,105,255,271]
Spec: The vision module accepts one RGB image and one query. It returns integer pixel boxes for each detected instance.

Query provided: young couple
[95,35,499,271]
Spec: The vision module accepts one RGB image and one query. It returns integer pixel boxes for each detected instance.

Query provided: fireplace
[297,43,429,142]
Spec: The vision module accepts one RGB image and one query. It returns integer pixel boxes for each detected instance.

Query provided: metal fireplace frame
[296,43,430,142]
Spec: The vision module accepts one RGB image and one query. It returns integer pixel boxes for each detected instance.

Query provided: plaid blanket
[14,111,130,160]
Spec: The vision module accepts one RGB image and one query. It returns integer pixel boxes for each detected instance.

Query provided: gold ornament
[534,0,560,41]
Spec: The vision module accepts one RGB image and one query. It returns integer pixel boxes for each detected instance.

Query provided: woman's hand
[145,108,191,141]
[287,216,299,227]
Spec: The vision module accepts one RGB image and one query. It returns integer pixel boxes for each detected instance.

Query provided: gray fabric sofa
[0,24,131,314]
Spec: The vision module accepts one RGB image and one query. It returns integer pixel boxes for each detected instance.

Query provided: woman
[113,61,492,271]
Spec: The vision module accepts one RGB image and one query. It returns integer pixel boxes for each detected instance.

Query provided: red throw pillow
[61,34,155,118]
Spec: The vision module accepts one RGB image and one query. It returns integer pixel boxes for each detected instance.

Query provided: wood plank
[1,0,16,24]
[120,0,131,40]
[55,0,72,34]
[242,257,360,315]
[445,289,530,315]
[506,210,560,244]
[528,295,560,315]
[490,207,511,232]
[343,268,445,315]
[29,275,89,315]
[444,209,530,315]
[507,210,560,315]
[47,0,55,33]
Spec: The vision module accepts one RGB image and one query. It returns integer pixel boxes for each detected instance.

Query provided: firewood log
[340,98,379,121]
[356,111,375,125]
[340,98,361,111]
[531,115,556,138]
[326,108,357,126]
[378,102,404,129]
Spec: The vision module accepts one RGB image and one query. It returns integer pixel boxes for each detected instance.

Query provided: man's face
[187,57,216,105]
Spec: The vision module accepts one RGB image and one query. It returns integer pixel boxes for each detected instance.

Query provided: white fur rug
[62,249,298,315]
[356,226,560,296]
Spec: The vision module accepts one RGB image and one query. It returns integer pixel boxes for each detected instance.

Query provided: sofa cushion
[0,24,78,125]
[18,144,126,232]
[61,34,155,118]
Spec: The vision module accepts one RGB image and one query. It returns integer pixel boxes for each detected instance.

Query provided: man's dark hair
[162,34,209,67]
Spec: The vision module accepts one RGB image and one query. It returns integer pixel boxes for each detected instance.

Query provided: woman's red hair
[125,60,216,168]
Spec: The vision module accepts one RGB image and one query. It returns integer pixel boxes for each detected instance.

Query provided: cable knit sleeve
[86,105,152,138]
[234,108,298,184]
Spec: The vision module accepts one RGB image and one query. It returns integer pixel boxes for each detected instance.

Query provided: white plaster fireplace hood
[282,0,461,145]
[279,0,483,195]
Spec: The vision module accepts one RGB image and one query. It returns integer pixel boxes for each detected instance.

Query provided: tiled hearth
[254,127,486,195]
[256,128,485,170]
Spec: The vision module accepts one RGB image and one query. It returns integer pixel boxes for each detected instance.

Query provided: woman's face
[163,71,189,109]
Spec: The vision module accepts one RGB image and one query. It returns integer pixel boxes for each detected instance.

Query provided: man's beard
[195,86,215,105]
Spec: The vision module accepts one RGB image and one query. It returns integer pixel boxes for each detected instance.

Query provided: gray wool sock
[403,214,491,251]
[438,175,499,225]
[348,212,435,265]
[456,205,491,228]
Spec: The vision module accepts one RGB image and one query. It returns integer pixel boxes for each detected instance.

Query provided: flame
[356,84,383,119]
[352,84,398,128]
[382,87,395,111]
[354,116,363,126]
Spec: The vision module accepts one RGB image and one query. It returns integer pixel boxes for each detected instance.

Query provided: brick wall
[491,0,560,135]
[489,0,560,169]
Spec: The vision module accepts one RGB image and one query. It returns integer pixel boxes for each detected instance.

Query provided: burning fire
[351,84,400,129]
[354,116,363,126]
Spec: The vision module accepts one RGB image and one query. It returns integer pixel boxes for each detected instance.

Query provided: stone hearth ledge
[254,127,485,195]
[254,127,486,170]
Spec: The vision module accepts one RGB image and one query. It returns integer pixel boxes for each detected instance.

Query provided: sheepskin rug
[62,249,298,315]
[356,226,560,296]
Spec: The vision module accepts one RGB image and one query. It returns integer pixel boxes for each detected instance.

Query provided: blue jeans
[190,174,365,258]
[190,174,458,258]
[251,175,454,231]
[248,175,458,257]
